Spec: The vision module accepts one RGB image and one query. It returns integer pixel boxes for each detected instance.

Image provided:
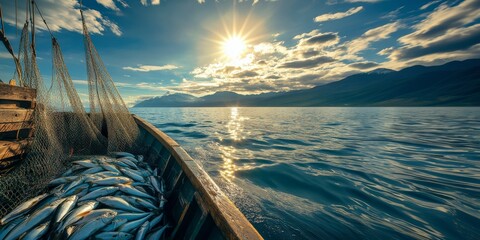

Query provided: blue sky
[0,0,479,105]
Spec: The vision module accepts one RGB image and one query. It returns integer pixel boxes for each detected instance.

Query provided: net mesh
[0,10,140,216]
[82,12,139,153]
[0,23,67,215]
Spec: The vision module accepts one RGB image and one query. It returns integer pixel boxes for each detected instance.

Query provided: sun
[223,36,246,60]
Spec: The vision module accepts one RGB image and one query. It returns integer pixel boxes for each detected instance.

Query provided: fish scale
[1,154,168,239]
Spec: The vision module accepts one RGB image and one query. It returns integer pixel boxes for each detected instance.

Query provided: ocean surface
[131,107,480,240]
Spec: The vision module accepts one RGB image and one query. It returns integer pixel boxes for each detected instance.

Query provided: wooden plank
[0,122,33,133]
[0,103,19,109]
[133,115,263,240]
[0,139,31,160]
[0,109,34,123]
[0,84,36,102]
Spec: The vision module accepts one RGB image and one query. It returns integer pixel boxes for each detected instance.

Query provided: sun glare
[223,36,246,60]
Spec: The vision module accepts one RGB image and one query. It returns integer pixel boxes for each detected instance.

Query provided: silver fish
[146,225,169,240]
[92,177,132,186]
[118,157,139,169]
[58,201,98,231]
[115,212,151,221]
[137,155,144,162]
[149,213,163,229]
[101,163,121,173]
[73,160,99,168]
[73,209,117,226]
[97,196,144,213]
[118,214,152,233]
[0,218,23,239]
[69,211,117,240]
[48,176,77,188]
[62,165,87,177]
[81,166,105,175]
[21,222,49,240]
[63,183,89,197]
[96,232,134,240]
[54,195,78,224]
[159,195,167,209]
[79,186,118,202]
[64,176,85,193]
[102,218,128,232]
[121,195,158,211]
[0,193,48,225]
[108,160,129,168]
[120,168,144,182]
[4,198,65,240]
[113,152,135,158]
[135,220,150,240]
[118,184,155,200]
[149,176,162,193]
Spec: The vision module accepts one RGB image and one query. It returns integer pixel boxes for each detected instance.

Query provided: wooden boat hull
[0,84,36,173]
[134,116,262,240]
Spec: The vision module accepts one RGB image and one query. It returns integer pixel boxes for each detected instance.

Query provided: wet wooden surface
[0,84,36,171]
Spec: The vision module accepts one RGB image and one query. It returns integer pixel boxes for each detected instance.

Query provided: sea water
[131,107,480,239]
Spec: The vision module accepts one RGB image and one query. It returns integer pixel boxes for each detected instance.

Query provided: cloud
[302,32,339,46]
[392,24,480,60]
[327,0,381,4]
[1,0,122,36]
[233,70,259,78]
[420,0,441,10]
[0,52,13,59]
[400,0,480,44]
[381,6,404,20]
[123,64,180,72]
[389,0,480,61]
[314,6,363,22]
[347,22,401,54]
[279,56,335,68]
[349,61,379,69]
[96,0,121,11]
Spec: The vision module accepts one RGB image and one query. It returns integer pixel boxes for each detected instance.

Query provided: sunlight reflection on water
[132,107,480,240]
[218,107,251,182]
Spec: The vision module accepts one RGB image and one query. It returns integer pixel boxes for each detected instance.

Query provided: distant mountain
[134,59,480,107]
[136,93,202,107]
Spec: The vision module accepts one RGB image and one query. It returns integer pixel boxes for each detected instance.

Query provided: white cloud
[1,0,122,36]
[95,0,129,11]
[346,22,401,54]
[314,6,363,23]
[420,0,441,10]
[0,52,13,59]
[123,64,180,72]
[388,0,480,62]
[96,0,119,11]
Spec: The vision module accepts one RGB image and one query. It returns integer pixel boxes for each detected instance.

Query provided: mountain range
[134,59,480,107]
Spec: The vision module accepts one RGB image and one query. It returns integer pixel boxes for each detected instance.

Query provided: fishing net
[0,8,140,217]
[50,37,107,155]
[0,22,67,216]
[82,11,140,153]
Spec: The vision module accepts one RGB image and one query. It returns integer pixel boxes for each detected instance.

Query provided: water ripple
[132,107,480,239]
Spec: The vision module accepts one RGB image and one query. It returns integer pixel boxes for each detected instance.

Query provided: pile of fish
[0,152,169,240]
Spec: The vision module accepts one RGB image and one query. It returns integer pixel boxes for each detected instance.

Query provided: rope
[33,0,54,39]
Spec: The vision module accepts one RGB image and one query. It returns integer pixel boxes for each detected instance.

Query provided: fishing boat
[133,116,262,239]
[0,1,262,239]
[0,84,262,239]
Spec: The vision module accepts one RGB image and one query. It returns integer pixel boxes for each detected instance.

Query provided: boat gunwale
[133,115,263,240]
